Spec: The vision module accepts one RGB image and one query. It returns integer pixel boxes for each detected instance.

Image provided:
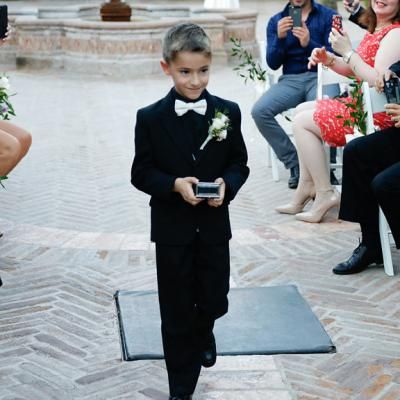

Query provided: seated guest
[251,0,336,189]
[276,0,400,223]
[333,66,400,274]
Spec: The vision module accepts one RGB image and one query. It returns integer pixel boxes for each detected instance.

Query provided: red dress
[314,24,400,147]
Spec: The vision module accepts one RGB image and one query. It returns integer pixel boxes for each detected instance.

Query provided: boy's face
[161,51,211,100]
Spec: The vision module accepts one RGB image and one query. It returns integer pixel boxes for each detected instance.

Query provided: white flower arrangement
[200,110,230,150]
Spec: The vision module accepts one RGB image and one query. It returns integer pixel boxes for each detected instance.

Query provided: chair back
[317,64,352,100]
[361,82,387,134]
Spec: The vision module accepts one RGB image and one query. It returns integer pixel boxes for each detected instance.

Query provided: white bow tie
[174,99,207,116]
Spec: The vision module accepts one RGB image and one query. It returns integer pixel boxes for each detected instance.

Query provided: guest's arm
[343,0,367,29]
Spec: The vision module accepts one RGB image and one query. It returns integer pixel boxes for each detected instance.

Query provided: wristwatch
[343,49,356,64]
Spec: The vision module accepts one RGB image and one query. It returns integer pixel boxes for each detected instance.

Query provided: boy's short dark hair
[162,23,212,63]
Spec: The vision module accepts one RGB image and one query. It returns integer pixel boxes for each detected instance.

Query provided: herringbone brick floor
[1,2,400,399]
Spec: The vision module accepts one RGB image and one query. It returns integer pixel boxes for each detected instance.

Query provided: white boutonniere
[200,110,230,150]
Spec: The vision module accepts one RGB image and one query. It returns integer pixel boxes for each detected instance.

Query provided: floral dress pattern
[314,24,400,147]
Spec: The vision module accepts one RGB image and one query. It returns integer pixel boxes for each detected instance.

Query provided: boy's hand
[207,178,225,208]
[173,177,203,206]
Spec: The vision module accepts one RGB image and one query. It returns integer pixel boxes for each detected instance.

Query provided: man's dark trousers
[339,127,400,248]
[155,236,230,397]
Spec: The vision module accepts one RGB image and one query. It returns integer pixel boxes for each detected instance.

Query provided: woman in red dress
[276,0,400,223]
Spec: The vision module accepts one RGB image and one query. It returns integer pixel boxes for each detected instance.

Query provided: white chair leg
[266,142,271,167]
[270,146,280,182]
[379,207,394,276]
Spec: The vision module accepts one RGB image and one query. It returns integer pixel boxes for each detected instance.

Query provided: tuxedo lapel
[160,90,195,165]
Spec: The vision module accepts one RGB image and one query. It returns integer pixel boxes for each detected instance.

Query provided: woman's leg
[275,102,319,214]
[292,108,331,190]
[0,121,32,175]
[290,108,339,222]
[0,129,21,176]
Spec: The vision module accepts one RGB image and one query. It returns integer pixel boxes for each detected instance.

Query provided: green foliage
[319,0,338,11]
[230,37,266,83]
[0,75,16,121]
[336,77,367,135]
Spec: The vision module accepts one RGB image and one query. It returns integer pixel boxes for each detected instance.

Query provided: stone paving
[1,1,400,400]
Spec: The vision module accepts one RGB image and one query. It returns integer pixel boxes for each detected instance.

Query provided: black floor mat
[115,285,335,361]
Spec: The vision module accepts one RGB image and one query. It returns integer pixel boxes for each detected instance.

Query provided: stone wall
[0,4,258,76]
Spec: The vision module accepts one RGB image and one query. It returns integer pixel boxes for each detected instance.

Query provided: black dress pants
[339,127,400,248]
[155,237,230,397]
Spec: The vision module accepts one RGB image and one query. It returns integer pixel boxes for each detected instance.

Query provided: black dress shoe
[330,170,340,186]
[288,165,299,189]
[332,243,383,275]
[169,396,192,400]
[200,332,216,368]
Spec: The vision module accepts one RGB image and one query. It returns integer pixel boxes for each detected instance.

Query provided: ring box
[194,182,221,199]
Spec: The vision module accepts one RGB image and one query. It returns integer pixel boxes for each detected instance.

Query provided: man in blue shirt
[251,0,336,188]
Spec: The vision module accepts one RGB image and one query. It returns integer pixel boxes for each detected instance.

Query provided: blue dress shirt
[266,0,337,74]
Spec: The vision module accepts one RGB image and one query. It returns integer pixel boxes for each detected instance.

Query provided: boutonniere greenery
[200,110,230,150]
[0,74,16,121]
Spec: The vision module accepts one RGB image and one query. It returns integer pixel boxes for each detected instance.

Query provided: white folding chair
[257,41,294,182]
[317,64,352,176]
[256,40,280,181]
[362,82,395,276]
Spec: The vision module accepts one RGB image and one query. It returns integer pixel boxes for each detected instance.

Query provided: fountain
[0,2,258,76]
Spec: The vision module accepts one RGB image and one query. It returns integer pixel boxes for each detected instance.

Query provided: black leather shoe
[330,170,340,186]
[169,396,192,400]
[288,165,299,189]
[332,243,383,275]
[200,332,216,368]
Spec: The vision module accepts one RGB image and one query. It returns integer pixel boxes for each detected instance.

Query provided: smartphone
[289,5,302,28]
[332,15,343,34]
[0,5,8,39]
[384,77,400,104]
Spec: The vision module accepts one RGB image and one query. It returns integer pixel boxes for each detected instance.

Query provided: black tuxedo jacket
[131,89,249,245]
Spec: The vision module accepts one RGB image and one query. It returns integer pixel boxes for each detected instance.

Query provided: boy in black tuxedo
[131,23,249,400]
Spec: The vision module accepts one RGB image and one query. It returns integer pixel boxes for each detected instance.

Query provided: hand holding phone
[0,5,8,40]
[384,77,400,104]
[332,15,343,35]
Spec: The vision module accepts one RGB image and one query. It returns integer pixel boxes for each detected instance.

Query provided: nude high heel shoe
[295,189,340,223]
[275,196,314,215]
